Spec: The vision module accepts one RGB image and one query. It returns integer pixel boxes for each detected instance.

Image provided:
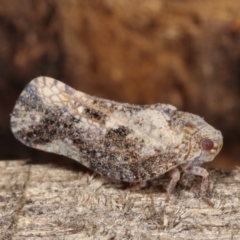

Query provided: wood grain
[0,160,239,239]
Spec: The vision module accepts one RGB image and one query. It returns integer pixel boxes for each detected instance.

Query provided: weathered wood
[0,160,239,239]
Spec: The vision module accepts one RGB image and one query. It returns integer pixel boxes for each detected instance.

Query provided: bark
[0,160,239,239]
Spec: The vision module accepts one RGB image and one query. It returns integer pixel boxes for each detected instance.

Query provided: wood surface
[0,160,239,239]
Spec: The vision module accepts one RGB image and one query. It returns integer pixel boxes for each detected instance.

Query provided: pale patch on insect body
[45,77,55,88]
[105,116,119,129]
[63,137,73,145]
[51,95,61,102]
[42,86,53,97]
[106,102,113,108]
[42,140,62,153]
[80,96,89,103]
[11,76,223,205]
[51,85,60,94]
[58,93,69,102]
[77,106,84,114]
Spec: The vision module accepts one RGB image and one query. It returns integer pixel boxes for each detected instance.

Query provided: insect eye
[201,138,214,150]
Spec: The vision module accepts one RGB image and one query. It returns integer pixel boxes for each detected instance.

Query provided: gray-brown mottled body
[11,77,223,203]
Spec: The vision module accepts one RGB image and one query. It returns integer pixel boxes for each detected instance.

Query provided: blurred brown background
[0,0,239,169]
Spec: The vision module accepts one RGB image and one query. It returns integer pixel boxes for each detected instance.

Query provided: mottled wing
[11,77,184,182]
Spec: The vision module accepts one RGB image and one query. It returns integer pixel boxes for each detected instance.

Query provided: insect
[11,76,223,204]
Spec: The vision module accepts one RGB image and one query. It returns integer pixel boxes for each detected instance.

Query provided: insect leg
[182,165,209,196]
[129,181,147,191]
[181,165,213,206]
[166,168,180,202]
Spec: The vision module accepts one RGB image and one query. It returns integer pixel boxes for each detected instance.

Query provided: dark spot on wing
[16,83,44,112]
[84,108,106,124]
[53,79,58,86]
[106,126,132,138]
[84,108,102,120]
[33,77,39,84]
[65,84,74,95]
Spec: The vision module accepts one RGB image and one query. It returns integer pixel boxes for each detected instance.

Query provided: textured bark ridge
[0,160,239,239]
